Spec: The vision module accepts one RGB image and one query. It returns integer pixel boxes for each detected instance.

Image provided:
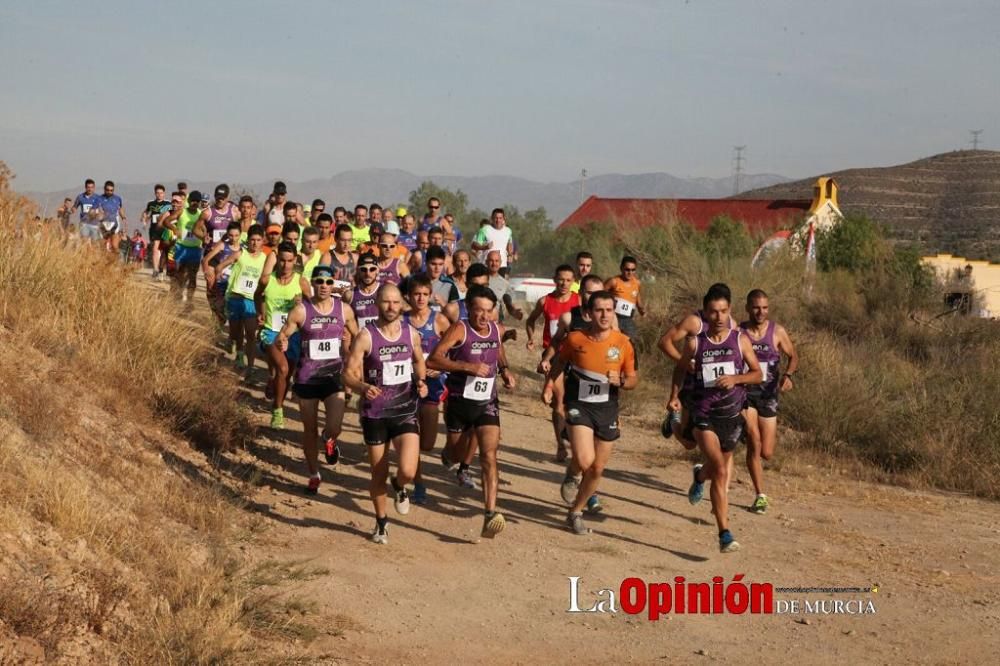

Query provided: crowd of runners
[66,178,798,554]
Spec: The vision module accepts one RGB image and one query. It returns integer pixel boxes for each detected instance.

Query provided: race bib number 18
[236,276,257,296]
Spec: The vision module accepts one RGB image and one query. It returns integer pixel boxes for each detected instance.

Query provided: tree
[407,181,469,223]
[815,213,886,273]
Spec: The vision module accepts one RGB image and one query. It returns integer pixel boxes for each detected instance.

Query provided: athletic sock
[376,515,388,531]
[458,462,470,474]
[390,477,401,493]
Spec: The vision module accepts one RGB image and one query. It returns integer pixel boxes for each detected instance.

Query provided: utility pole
[580,168,588,202]
[970,130,983,150]
[732,146,746,195]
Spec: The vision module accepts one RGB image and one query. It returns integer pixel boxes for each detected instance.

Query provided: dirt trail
[156,276,1000,664]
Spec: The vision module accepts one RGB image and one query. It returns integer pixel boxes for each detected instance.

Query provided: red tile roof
[557,196,811,234]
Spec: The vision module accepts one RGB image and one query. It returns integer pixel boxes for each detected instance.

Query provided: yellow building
[921,254,1000,317]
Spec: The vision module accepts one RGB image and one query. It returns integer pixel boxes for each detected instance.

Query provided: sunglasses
[359,266,378,273]
[380,244,395,249]
[312,278,335,285]
[430,205,440,209]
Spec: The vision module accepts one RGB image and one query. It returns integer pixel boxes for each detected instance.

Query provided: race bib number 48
[702,361,736,388]
[309,338,340,360]
[382,359,413,386]
[463,375,494,401]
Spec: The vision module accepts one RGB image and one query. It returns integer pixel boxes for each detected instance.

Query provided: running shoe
[324,437,340,466]
[371,525,389,545]
[560,473,580,505]
[585,494,603,515]
[481,512,506,539]
[556,447,568,463]
[411,483,428,505]
[719,530,741,553]
[688,463,705,505]
[457,468,475,489]
[394,486,411,515]
[749,494,769,515]
[270,408,284,429]
[305,474,321,496]
[567,511,587,535]
[235,353,247,370]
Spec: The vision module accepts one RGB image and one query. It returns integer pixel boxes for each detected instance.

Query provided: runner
[471,208,514,276]
[376,232,409,286]
[424,246,460,322]
[525,264,580,461]
[421,197,443,231]
[71,178,100,242]
[160,190,204,302]
[404,274,452,505]
[570,251,594,293]
[605,256,645,367]
[369,204,383,226]
[539,274,608,514]
[91,180,126,255]
[657,282,736,449]
[309,199,326,226]
[215,224,267,371]
[255,241,311,428]
[347,205,370,251]
[277,265,358,494]
[451,250,472,299]
[427,286,516,539]
[141,184,171,280]
[201,184,238,248]
[349,253,381,330]
[203,222,244,346]
[329,223,357,294]
[262,223,282,255]
[397,213,418,253]
[262,181,288,227]
[297,226,326,279]
[486,250,524,323]
[408,230,430,274]
[343,283,428,545]
[668,286,762,553]
[315,213,335,254]
[740,289,798,514]
[543,290,638,535]
[236,195,256,237]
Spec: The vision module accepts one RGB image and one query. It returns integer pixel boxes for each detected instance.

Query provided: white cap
[384,220,400,235]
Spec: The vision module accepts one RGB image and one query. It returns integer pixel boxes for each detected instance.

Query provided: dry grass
[0,164,319,662]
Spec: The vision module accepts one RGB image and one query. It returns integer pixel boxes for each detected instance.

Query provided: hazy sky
[2,0,998,191]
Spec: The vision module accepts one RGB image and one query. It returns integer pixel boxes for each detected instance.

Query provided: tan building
[922,254,1000,317]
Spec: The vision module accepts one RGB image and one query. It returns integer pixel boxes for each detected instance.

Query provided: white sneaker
[371,525,389,545]
[394,488,410,515]
[560,473,581,505]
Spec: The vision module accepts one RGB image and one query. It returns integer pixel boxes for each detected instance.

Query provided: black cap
[357,252,378,268]
[214,183,230,198]
[273,181,287,195]
[312,265,335,278]
[188,190,204,203]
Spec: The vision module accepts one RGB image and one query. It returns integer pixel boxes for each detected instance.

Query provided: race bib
[82,204,92,214]
[614,299,635,317]
[212,228,226,243]
[548,319,558,337]
[235,275,257,297]
[382,359,413,386]
[358,316,376,329]
[463,375,494,400]
[151,213,161,225]
[101,220,116,231]
[702,361,736,388]
[309,338,340,360]
[577,378,610,403]
[760,364,768,383]
[271,312,288,331]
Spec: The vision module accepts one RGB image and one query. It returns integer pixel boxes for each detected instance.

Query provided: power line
[732,146,746,195]
[970,130,984,150]
[580,168,588,203]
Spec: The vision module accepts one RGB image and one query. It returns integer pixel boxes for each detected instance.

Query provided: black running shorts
[692,413,744,452]
[564,401,621,442]
[293,378,345,401]
[361,414,418,446]
[745,390,779,418]
[444,396,500,433]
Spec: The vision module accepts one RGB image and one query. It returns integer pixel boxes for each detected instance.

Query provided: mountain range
[26,169,790,228]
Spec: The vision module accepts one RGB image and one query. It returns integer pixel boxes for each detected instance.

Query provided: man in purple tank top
[349,253,381,329]
[740,289,799,515]
[277,265,359,495]
[375,232,409,286]
[428,286,515,539]
[669,286,763,554]
[657,283,735,449]
[344,283,428,545]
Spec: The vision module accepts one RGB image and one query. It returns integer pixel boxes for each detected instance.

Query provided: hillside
[25,170,788,229]
[741,150,1000,260]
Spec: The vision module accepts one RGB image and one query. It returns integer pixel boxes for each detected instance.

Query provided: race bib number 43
[702,361,736,388]
[463,375,494,401]
[614,299,635,317]
[382,359,413,385]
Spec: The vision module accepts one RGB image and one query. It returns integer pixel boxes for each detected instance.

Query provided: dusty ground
[201,309,1000,665]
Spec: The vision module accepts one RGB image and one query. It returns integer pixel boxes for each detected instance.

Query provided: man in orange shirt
[262,223,282,255]
[604,255,645,368]
[543,290,638,535]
